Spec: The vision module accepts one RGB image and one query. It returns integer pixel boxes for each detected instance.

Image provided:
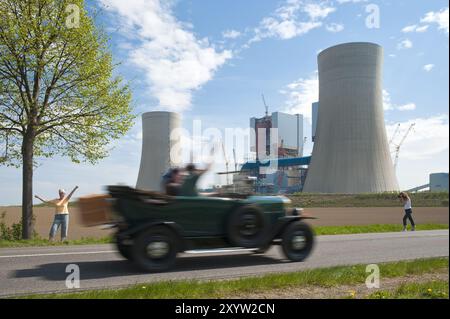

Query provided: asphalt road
[0,230,448,298]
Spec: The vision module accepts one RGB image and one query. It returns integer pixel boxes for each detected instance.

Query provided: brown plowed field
[1,206,448,240]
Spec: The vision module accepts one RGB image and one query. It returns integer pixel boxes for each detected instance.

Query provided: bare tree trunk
[21,132,35,239]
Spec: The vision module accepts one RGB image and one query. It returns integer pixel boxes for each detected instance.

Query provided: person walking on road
[399,192,416,232]
[35,186,79,241]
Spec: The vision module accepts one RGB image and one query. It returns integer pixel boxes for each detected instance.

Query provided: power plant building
[304,42,399,193]
[250,112,304,159]
[249,111,304,192]
[430,173,449,192]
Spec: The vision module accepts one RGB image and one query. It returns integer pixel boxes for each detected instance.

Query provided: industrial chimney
[136,111,181,191]
[304,42,399,193]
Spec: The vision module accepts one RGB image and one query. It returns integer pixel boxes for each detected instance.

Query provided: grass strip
[19,257,448,299]
[1,224,447,248]
[314,223,449,235]
[0,236,112,248]
[367,280,449,299]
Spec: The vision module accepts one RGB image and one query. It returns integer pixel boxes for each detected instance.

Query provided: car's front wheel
[117,240,133,261]
[281,221,314,262]
[131,226,178,272]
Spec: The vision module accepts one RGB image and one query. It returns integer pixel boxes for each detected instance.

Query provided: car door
[170,196,237,237]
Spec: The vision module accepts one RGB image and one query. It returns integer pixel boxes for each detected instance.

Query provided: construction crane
[261,94,270,118]
[233,148,237,172]
[389,123,401,145]
[221,141,230,185]
[301,136,307,156]
[392,123,415,171]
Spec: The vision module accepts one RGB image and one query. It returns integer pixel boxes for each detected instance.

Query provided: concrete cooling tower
[136,111,181,191]
[304,42,399,193]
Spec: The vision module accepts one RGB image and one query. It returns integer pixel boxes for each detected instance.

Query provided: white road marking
[0,250,117,259]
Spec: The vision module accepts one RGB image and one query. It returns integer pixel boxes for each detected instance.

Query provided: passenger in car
[165,168,182,196]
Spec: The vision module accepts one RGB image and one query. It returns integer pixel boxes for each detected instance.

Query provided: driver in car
[179,146,215,197]
[179,162,212,196]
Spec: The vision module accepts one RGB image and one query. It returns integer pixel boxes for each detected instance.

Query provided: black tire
[227,205,267,248]
[281,221,314,262]
[131,226,178,272]
[117,240,133,260]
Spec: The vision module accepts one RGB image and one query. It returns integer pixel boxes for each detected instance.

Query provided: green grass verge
[314,223,449,235]
[0,236,112,248]
[0,224,447,248]
[288,192,449,208]
[19,257,448,299]
[368,280,449,299]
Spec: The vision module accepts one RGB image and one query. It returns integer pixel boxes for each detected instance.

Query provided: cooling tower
[303,42,399,193]
[136,111,181,191]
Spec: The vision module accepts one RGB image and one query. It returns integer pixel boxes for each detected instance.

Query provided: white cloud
[397,39,413,50]
[281,72,319,122]
[396,103,416,111]
[337,0,367,3]
[303,3,336,20]
[402,25,417,33]
[423,64,435,72]
[388,54,396,58]
[415,25,430,33]
[386,116,449,189]
[383,89,394,111]
[326,23,344,33]
[222,30,242,39]
[401,24,428,33]
[421,7,449,34]
[402,7,449,36]
[250,1,335,42]
[255,18,321,40]
[383,90,416,111]
[387,115,449,160]
[100,0,232,112]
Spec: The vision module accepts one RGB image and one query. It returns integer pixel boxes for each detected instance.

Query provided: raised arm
[202,145,216,173]
[34,195,53,205]
[65,186,79,201]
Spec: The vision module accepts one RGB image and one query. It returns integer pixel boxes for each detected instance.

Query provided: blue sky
[0,0,449,205]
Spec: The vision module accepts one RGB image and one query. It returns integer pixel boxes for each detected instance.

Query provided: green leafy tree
[0,0,134,239]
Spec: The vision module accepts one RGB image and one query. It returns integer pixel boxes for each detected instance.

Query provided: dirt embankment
[1,206,448,240]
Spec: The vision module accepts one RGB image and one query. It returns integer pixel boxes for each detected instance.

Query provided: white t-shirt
[404,198,412,210]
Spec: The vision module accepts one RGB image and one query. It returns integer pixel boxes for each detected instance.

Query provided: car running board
[183,247,258,254]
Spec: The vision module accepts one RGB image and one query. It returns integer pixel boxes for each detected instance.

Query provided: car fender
[116,221,187,252]
[268,216,315,242]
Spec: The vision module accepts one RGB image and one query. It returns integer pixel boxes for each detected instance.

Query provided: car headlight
[279,196,292,205]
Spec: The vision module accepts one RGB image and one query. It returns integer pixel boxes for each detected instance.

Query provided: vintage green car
[106,185,315,272]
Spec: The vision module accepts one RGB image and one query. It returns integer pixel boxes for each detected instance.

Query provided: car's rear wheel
[227,205,267,248]
[281,221,314,262]
[131,226,178,272]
